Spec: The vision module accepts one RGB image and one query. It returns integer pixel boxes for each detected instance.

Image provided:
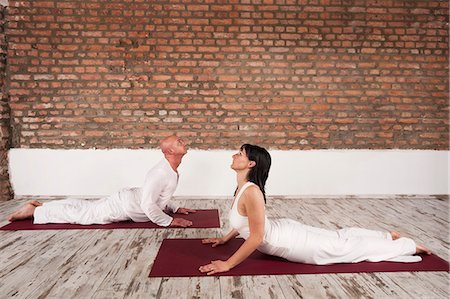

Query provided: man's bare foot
[416,244,432,255]
[390,231,401,240]
[8,201,38,222]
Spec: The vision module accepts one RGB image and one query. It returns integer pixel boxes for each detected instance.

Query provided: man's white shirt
[119,158,179,226]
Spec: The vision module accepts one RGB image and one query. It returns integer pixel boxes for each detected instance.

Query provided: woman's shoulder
[242,183,264,202]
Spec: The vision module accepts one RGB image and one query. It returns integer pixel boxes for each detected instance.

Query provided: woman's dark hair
[239,144,271,203]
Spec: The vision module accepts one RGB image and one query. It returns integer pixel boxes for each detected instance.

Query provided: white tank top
[228,181,291,259]
[229,181,255,239]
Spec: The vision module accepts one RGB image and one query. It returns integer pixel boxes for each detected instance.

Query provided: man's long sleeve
[165,200,179,214]
[139,170,173,227]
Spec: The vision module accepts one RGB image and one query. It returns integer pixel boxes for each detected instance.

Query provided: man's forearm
[165,200,179,214]
[142,204,173,226]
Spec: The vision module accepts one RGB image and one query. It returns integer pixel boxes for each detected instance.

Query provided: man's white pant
[33,194,130,225]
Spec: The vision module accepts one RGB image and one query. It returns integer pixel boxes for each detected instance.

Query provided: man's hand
[176,207,196,215]
[202,237,225,247]
[199,260,230,275]
[169,217,193,227]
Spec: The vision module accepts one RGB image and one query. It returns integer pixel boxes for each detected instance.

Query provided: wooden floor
[0,195,448,299]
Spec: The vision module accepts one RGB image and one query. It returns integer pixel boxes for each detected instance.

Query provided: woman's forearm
[222,229,239,242]
[226,235,263,269]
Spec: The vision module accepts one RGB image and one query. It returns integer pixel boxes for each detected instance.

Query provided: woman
[199,144,431,275]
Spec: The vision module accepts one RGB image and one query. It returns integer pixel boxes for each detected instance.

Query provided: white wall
[8,149,449,196]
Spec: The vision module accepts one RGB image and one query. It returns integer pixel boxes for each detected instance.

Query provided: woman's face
[231,148,252,171]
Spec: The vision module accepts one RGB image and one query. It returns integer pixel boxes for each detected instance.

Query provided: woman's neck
[236,170,249,189]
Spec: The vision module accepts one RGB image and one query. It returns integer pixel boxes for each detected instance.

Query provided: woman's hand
[202,237,225,247]
[199,260,230,275]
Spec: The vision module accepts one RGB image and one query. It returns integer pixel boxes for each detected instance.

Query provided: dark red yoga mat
[0,209,220,230]
[149,238,449,277]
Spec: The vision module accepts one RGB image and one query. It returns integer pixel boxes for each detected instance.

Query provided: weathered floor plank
[0,196,448,299]
[219,275,286,299]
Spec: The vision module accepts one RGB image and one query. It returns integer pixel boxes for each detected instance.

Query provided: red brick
[2,0,448,151]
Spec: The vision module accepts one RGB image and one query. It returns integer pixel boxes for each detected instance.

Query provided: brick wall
[6,0,449,150]
[1,3,13,201]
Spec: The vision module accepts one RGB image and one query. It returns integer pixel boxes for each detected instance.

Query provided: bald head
[160,135,178,154]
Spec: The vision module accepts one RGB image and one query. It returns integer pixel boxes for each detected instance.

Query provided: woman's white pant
[33,194,130,225]
[266,219,420,265]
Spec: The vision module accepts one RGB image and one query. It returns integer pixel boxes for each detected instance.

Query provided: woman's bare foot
[390,231,401,240]
[416,244,432,255]
[7,201,39,222]
[29,200,43,207]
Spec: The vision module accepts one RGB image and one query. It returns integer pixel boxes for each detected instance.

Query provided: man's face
[170,136,188,155]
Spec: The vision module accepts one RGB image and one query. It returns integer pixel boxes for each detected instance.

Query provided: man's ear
[249,161,256,168]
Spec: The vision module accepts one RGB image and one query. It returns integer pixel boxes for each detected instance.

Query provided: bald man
[8,135,195,227]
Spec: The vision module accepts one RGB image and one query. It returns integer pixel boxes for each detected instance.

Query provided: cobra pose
[199,144,431,275]
[8,135,195,228]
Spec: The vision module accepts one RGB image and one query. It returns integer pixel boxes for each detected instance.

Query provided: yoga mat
[0,209,220,230]
[149,238,449,277]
